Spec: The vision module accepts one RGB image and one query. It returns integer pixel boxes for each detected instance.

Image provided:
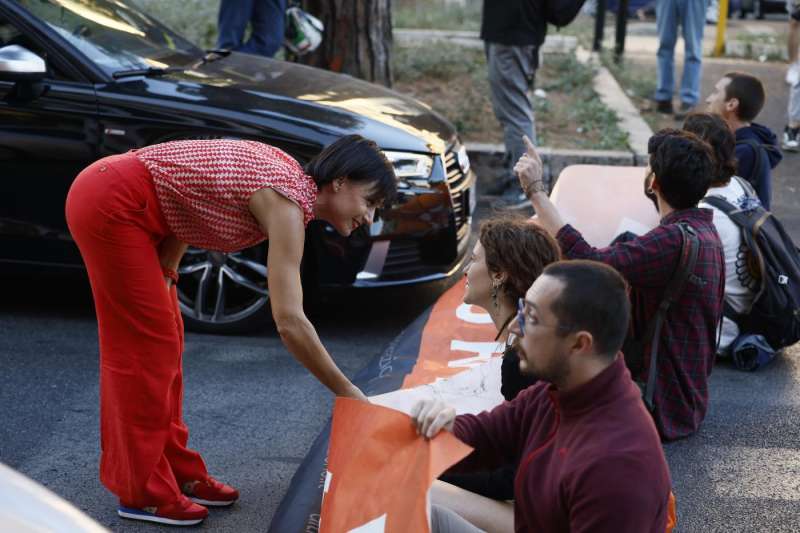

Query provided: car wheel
[177,243,271,334]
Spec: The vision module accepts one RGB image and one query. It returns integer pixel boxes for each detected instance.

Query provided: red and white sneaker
[182,476,239,507]
[118,495,208,526]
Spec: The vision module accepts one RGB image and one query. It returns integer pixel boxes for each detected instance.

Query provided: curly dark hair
[479,214,562,302]
[648,128,715,210]
[682,112,737,186]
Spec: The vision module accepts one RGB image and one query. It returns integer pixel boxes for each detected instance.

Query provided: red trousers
[65,153,208,506]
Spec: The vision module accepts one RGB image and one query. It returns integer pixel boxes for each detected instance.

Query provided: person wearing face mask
[65,135,395,526]
[412,261,672,533]
[441,215,560,501]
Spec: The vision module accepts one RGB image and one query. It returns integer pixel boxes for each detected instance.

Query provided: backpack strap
[732,175,759,199]
[702,194,737,216]
[642,223,700,411]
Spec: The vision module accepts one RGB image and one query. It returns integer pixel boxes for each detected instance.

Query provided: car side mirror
[0,44,46,83]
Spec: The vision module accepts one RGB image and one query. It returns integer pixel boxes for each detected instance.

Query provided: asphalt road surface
[3,24,800,533]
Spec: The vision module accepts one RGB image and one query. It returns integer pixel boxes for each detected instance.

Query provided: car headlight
[384,151,434,189]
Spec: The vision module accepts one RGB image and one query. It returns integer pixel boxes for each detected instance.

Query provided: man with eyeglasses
[412,260,672,533]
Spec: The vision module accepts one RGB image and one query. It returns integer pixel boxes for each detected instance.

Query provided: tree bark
[299,0,393,87]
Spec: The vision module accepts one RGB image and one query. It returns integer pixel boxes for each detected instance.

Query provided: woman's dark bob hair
[305,134,398,207]
[682,112,737,186]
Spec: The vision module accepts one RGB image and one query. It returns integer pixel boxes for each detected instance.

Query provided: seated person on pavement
[442,214,561,501]
[683,112,759,356]
[412,260,673,533]
[515,130,724,441]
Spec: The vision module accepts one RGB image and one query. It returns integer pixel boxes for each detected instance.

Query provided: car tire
[157,134,273,334]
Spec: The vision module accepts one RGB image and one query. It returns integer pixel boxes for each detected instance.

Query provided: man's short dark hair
[648,128,714,209]
[305,134,397,207]
[542,260,630,358]
[682,112,737,186]
[723,72,765,122]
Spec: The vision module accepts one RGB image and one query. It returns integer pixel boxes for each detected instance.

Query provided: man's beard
[522,347,571,388]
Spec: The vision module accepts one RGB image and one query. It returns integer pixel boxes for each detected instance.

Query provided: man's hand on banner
[410,399,456,439]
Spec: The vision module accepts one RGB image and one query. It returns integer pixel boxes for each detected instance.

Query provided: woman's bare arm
[249,188,366,400]
[158,235,189,286]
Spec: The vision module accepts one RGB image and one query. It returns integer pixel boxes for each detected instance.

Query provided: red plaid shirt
[556,208,724,440]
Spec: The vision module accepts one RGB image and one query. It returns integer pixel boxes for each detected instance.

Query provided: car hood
[164,52,455,154]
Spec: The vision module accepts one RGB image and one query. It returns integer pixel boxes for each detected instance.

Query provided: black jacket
[481,0,547,46]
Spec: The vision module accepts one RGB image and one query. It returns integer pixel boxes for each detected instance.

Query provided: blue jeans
[217,0,287,57]
[655,0,708,106]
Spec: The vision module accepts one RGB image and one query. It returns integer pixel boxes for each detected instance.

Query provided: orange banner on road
[320,398,472,533]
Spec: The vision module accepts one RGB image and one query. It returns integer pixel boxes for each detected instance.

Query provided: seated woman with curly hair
[440,214,561,503]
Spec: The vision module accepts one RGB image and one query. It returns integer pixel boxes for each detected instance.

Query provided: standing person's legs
[164,298,210,486]
[242,0,287,57]
[486,42,537,167]
[785,79,800,150]
[785,2,800,150]
[217,0,257,50]
[66,155,202,509]
[679,0,707,106]
[655,0,679,106]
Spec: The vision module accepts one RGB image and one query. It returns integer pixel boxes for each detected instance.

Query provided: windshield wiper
[112,66,185,79]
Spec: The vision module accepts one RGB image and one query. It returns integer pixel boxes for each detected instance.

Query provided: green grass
[393,41,485,81]
[133,0,220,49]
[538,53,629,150]
[392,0,481,30]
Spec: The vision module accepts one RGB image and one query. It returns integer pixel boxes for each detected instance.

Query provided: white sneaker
[705,0,719,24]
[786,62,800,86]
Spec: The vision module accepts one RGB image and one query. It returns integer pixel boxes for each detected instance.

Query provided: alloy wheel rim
[177,246,269,324]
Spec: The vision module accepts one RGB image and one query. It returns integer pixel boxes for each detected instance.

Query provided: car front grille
[444,148,469,234]
[380,240,441,281]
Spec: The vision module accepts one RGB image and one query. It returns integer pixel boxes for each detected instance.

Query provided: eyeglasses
[516,298,572,338]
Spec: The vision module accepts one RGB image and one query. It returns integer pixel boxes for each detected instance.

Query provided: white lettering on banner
[455,303,493,324]
[347,514,387,533]
[447,341,500,369]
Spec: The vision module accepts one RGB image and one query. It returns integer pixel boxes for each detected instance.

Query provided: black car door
[0,9,98,267]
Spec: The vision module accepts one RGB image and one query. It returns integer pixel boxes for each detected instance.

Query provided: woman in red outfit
[65,135,396,526]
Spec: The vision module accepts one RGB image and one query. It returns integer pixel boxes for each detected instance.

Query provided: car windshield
[17,0,203,75]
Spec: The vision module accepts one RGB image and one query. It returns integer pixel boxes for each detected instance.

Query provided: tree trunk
[299,0,393,87]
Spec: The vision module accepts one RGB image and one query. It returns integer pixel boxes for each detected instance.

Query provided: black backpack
[534,0,587,28]
[703,177,800,349]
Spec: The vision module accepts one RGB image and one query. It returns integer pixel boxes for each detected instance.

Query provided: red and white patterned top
[136,139,318,252]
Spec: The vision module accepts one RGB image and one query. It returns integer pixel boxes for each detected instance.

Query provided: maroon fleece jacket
[451,357,672,533]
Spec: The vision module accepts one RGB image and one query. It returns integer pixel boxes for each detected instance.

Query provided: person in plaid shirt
[514,129,725,440]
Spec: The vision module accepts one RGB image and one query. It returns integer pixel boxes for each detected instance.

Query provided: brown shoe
[654,99,673,114]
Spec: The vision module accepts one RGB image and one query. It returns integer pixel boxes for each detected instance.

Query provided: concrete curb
[575,46,653,163]
[394,28,578,55]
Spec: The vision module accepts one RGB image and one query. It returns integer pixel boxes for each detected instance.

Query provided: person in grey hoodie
[705,72,783,210]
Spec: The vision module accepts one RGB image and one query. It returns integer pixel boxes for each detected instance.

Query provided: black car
[0,0,476,332]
